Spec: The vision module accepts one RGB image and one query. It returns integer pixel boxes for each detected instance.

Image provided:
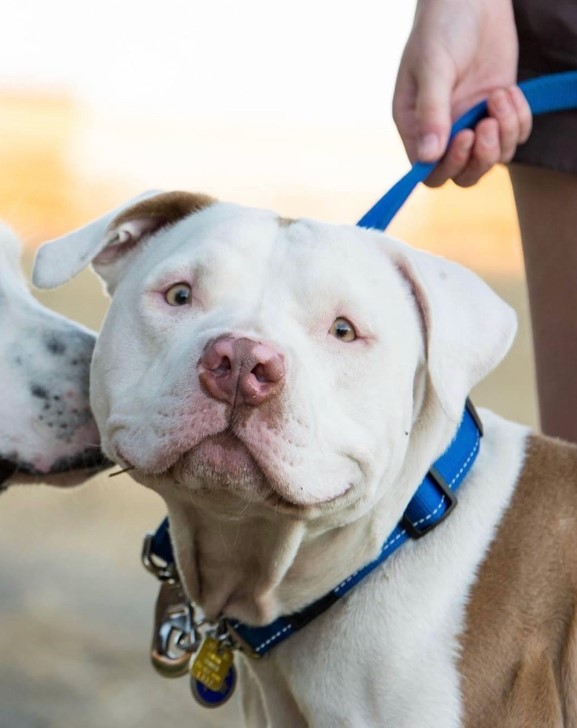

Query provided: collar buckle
[401,465,457,540]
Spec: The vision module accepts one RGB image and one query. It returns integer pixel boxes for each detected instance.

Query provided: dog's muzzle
[0,449,112,490]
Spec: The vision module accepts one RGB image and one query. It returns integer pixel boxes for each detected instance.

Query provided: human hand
[393,0,532,187]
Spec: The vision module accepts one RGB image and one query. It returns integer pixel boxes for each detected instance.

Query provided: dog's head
[0,224,110,487]
[33,191,516,516]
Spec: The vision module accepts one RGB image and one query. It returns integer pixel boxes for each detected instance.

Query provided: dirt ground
[0,254,538,728]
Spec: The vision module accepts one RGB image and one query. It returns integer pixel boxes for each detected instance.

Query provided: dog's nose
[198,337,285,406]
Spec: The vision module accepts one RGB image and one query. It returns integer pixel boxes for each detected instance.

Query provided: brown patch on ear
[113,191,216,232]
[93,191,217,269]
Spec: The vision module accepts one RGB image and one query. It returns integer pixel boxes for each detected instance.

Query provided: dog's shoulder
[499,432,577,547]
[460,433,577,726]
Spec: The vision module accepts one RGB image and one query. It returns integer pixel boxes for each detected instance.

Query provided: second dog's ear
[32,191,216,293]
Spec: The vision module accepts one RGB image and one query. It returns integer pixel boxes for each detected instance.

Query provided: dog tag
[190,636,234,691]
[190,662,237,708]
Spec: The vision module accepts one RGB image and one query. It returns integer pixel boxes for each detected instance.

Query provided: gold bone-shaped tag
[190,637,234,691]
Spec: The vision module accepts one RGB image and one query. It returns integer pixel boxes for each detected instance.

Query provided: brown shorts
[512,0,577,173]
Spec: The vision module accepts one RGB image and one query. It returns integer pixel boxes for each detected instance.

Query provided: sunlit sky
[1,0,416,125]
[0,1,523,278]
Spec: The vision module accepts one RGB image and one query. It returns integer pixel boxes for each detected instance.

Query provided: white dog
[1,224,108,488]
[33,191,577,727]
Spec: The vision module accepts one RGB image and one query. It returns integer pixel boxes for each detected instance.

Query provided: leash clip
[142,531,201,677]
[150,580,201,677]
[141,531,177,581]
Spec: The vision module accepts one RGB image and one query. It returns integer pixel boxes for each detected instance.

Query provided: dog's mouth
[118,429,307,510]
[0,449,112,489]
[170,431,270,492]
[115,429,356,512]
[45,448,113,475]
[149,431,352,512]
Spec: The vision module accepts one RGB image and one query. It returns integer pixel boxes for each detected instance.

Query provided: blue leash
[357,69,577,231]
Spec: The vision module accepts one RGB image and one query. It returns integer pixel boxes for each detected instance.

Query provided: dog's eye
[329,317,357,342]
[164,283,192,306]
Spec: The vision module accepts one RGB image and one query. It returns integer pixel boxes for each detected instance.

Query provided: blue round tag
[190,665,237,708]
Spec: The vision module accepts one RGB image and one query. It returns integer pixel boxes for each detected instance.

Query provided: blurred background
[0,1,537,726]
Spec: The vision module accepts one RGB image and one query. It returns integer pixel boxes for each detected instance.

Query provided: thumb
[414,64,454,162]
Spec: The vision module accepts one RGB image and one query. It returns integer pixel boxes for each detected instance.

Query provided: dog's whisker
[108,465,135,478]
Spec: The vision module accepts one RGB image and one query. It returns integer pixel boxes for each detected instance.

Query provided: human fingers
[509,85,532,143]
[453,117,501,188]
[486,87,532,163]
[417,122,495,190]
[425,130,475,188]
[392,66,421,162]
[413,60,454,162]
[426,86,532,187]
[393,47,455,164]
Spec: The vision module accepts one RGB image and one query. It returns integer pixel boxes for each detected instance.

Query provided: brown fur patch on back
[113,191,216,232]
[459,434,577,727]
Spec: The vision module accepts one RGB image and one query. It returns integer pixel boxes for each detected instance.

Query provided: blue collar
[148,399,482,657]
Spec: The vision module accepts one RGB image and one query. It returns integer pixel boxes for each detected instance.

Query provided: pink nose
[198,337,285,406]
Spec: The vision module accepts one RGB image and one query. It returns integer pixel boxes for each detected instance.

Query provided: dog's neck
[163,496,388,624]
[154,398,458,625]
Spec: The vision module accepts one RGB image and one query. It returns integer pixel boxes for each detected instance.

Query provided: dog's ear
[32,190,216,294]
[391,241,517,422]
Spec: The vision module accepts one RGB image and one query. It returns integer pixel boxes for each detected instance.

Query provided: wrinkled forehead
[122,203,399,298]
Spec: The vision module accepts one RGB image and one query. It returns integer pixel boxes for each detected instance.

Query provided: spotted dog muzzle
[0,449,112,491]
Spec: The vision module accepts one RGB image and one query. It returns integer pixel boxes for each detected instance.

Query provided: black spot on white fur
[13,328,96,442]
[45,337,66,355]
[30,384,49,399]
